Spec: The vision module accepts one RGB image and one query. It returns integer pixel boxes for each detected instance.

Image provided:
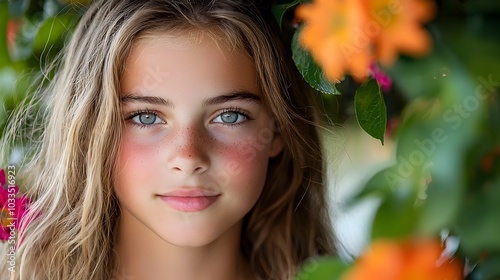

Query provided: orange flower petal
[296,0,373,82]
[396,26,432,56]
[342,239,463,280]
[296,0,436,80]
[368,0,436,66]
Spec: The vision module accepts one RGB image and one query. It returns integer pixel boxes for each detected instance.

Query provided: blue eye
[213,111,248,125]
[126,110,164,127]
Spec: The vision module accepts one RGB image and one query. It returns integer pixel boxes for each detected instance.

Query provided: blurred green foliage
[0,0,84,147]
[287,0,500,279]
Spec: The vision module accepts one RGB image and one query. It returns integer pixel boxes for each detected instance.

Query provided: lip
[158,188,220,212]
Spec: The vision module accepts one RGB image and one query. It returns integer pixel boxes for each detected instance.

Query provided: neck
[113,213,254,280]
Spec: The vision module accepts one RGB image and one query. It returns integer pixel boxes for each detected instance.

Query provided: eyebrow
[120,91,261,107]
[120,95,172,107]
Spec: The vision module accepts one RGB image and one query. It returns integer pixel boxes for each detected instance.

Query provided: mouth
[157,188,221,212]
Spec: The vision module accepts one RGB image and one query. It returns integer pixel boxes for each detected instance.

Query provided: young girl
[1,0,335,279]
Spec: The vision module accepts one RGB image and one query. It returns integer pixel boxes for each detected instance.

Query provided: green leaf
[456,177,500,256]
[351,166,396,201]
[354,79,387,145]
[271,0,301,28]
[33,13,78,55]
[0,2,12,68]
[365,167,421,240]
[295,257,349,280]
[371,193,419,240]
[291,27,340,95]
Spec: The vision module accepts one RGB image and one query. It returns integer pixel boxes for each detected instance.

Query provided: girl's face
[114,31,283,247]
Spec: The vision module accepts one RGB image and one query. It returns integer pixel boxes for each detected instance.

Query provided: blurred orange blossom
[341,239,463,280]
[296,0,436,82]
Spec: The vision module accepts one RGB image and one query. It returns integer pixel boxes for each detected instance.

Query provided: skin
[113,31,283,280]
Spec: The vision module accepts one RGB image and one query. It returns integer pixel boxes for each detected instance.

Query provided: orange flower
[296,0,373,82]
[366,0,436,66]
[342,239,463,280]
[295,0,436,82]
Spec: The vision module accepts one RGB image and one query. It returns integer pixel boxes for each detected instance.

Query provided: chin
[154,225,223,248]
[165,237,214,248]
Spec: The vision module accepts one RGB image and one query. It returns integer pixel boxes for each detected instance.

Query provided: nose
[168,126,209,175]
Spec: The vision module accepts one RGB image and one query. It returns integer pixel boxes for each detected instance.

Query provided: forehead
[121,31,259,98]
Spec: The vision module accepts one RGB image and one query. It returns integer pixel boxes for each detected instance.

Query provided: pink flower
[370,62,393,92]
[0,169,5,186]
[0,168,30,242]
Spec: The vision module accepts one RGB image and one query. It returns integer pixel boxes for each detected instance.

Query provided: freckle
[189,154,192,158]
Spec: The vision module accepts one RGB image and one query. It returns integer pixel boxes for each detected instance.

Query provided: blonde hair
[1,0,335,279]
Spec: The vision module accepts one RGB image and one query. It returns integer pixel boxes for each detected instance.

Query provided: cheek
[114,136,160,193]
[214,137,270,196]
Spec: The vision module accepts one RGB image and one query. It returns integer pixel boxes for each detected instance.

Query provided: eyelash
[124,107,253,129]
[125,109,163,129]
[215,107,252,127]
